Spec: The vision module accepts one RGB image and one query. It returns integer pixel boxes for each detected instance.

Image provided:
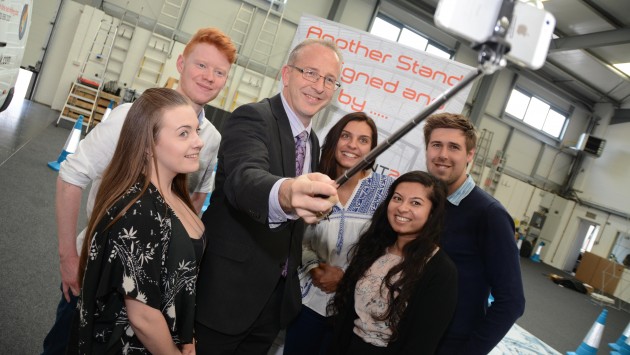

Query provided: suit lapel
[269,95,296,177]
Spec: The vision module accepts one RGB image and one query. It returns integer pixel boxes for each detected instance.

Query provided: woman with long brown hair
[284,112,394,355]
[70,88,205,354]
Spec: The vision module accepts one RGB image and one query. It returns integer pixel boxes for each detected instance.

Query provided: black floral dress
[76,182,198,354]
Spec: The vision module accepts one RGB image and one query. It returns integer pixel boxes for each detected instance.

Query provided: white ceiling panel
[543,0,614,34]
[548,50,627,95]
[592,44,630,65]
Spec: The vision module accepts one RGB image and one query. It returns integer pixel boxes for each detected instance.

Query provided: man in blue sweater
[424,113,525,354]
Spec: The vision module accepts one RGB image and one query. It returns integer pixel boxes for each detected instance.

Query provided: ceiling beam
[611,109,630,125]
[549,28,630,52]
[545,57,622,107]
[579,0,626,28]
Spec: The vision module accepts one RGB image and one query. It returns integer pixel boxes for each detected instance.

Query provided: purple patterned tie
[281,131,308,277]
[281,131,308,278]
[295,131,308,176]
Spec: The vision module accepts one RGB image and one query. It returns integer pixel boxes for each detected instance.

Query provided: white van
[0,0,32,112]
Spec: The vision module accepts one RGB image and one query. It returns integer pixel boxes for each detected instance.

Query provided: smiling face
[153,105,204,180]
[176,42,231,113]
[281,43,342,127]
[426,128,475,194]
[387,182,433,239]
[335,120,373,176]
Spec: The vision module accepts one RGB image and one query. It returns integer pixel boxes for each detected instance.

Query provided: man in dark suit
[196,38,343,354]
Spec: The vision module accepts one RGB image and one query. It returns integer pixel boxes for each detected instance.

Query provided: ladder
[230,2,257,53]
[56,17,118,133]
[470,128,493,185]
[229,1,285,111]
[211,2,257,108]
[104,3,142,95]
[483,150,507,195]
[132,0,186,91]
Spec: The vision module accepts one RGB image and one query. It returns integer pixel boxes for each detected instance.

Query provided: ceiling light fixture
[613,63,630,77]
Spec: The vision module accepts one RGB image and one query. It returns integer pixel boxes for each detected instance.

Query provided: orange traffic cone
[567,309,607,355]
[48,116,83,171]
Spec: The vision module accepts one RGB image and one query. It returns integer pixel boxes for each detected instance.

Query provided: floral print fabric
[353,252,402,347]
[76,182,197,354]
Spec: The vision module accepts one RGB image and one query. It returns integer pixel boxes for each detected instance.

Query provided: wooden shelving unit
[93,91,122,123]
[60,83,121,129]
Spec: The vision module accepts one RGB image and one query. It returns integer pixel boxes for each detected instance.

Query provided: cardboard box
[575,252,600,284]
[591,260,624,295]
[576,252,624,295]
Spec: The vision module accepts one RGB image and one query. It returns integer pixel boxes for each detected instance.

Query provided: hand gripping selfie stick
[334,1,517,187]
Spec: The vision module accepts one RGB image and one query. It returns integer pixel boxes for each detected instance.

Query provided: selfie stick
[335,68,482,186]
[334,3,516,187]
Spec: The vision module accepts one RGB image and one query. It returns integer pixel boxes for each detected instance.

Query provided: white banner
[290,15,475,177]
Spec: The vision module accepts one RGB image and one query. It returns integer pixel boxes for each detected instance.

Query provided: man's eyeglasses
[288,65,341,91]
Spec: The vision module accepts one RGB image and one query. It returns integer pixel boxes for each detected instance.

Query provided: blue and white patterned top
[299,171,394,316]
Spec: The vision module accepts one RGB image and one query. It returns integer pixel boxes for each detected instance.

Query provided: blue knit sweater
[436,186,525,355]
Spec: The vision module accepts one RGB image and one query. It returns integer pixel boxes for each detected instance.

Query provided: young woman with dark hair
[329,171,458,354]
[283,112,394,355]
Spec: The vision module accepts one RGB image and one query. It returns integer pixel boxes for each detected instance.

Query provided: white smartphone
[434,0,503,44]
[505,1,556,70]
[434,0,556,70]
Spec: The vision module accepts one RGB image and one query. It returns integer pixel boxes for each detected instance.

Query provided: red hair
[183,27,236,64]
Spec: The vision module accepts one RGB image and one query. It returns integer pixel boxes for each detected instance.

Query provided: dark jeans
[41,285,78,355]
[284,305,332,355]
[346,333,390,355]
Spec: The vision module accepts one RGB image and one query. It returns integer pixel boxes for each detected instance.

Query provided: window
[371,17,400,42]
[370,15,452,59]
[580,224,600,253]
[398,28,428,50]
[426,44,452,59]
[505,89,568,138]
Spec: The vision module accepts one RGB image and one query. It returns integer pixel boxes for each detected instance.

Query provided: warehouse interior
[1,0,629,353]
